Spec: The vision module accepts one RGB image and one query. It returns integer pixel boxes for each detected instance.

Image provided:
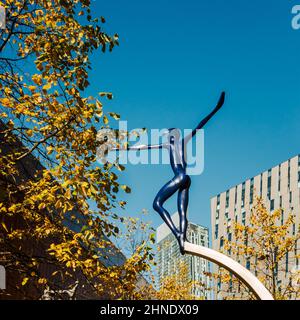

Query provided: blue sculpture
[113,92,225,254]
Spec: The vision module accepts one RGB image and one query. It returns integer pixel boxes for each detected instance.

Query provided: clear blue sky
[88,0,300,238]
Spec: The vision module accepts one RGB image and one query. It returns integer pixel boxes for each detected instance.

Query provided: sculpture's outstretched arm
[184,91,225,144]
[111,143,164,151]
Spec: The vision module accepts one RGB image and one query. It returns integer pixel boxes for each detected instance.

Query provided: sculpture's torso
[169,136,186,174]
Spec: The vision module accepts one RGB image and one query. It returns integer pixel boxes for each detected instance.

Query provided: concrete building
[156,213,210,299]
[211,154,300,298]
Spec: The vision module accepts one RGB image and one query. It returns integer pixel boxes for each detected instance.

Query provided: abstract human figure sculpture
[113,92,225,254]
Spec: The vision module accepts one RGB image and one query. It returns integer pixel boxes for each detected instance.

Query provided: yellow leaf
[109,112,120,120]
[38,203,46,210]
[1,98,10,106]
[38,278,47,285]
[103,115,109,125]
[121,185,131,193]
[46,146,54,155]
[1,222,8,232]
[22,278,29,286]
[43,83,51,91]
[99,92,113,100]
[96,100,102,109]
[32,74,42,86]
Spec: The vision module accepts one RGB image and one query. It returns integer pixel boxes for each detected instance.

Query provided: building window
[250,178,254,204]
[279,196,282,208]
[285,252,289,273]
[260,174,263,197]
[244,235,248,247]
[267,170,271,199]
[288,160,291,189]
[246,259,250,270]
[270,199,274,211]
[281,210,284,225]
[217,279,221,291]
[242,211,246,225]
[293,223,296,236]
[217,194,220,210]
[235,186,237,205]
[268,169,272,177]
[191,231,195,243]
[278,165,281,192]
[215,224,219,240]
[220,237,224,248]
[226,190,229,208]
[228,233,232,242]
[241,183,245,207]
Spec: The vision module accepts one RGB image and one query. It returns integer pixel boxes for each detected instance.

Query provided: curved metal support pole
[184,242,274,300]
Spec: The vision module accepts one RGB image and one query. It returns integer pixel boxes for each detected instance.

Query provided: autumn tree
[110,211,157,299]
[0,0,154,299]
[213,197,300,300]
[153,261,206,300]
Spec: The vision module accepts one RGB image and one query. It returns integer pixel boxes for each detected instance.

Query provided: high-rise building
[211,154,300,299]
[156,213,210,299]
